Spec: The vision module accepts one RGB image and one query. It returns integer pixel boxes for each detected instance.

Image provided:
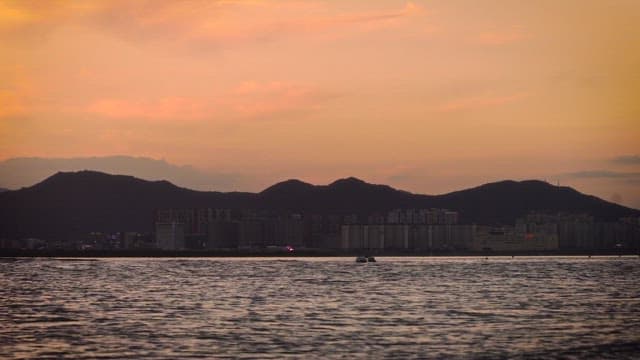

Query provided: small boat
[356,255,376,263]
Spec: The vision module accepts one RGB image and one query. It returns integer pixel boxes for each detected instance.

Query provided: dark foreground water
[1,257,639,359]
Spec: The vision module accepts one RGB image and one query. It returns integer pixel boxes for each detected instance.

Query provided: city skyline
[1,1,639,207]
[2,168,638,253]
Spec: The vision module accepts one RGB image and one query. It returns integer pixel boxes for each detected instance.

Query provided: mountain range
[0,156,242,191]
[0,171,638,241]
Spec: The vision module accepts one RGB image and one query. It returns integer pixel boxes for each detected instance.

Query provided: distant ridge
[261,179,316,196]
[0,171,637,240]
[0,155,241,191]
[259,176,415,211]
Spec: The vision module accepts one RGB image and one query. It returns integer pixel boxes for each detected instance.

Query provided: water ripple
[1,256,639,359]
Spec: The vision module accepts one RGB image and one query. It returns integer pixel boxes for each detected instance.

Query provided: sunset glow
[1,0,639,206]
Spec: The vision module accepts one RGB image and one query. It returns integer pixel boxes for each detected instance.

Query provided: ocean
[1,256,639,359]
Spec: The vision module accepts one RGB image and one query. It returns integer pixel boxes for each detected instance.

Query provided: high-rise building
[207,221,239,249]
[155,222,185,250]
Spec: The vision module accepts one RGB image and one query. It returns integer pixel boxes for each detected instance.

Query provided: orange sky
[1,0,639,207]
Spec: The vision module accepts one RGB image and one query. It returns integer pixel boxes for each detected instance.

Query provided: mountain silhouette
[0,155,243,191]
[0,171,253,240]
[425,180,634,224]
[259,176,415,211]
[0,171,637,240]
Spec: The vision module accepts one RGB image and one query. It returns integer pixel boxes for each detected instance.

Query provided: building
[274,215,305,247]
[387,208,459,225]
[156,208,233,237]
[341,224,390,250]
[340,223,475,251]
[207,221,239,249]
[155,222,185,250]
[471,225,558,252]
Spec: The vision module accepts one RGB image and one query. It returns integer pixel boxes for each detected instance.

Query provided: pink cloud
[85,81,331,122]
[437,93,528,112]
[1,1,427,48]
[229,82,325,118]
[87,97,209,122]
[286,2,426,34]
[474,27,528,45]
[232,81,299,95]
[0,90,28,118]
[0,67,38,119]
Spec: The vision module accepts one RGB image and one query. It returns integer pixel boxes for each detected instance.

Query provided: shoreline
[1,249,638,258]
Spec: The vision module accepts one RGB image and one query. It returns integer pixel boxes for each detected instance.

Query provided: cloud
[0,66,36,119]
[0,89,27,118]
[474,26,528,46]
[1,1,426,49]
[284,2,425,34]
[228,81,331,118]
[611,155,640,165]
[0,1,101,44]
[87,97,209,122]
[128,1,425,45]
[564,170,640,179]
[436,92,527,112]
[0,1,39,28]
[561,170,640,208]
[85,81,333,122]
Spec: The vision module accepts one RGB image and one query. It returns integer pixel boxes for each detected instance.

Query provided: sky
[1,0,639,207]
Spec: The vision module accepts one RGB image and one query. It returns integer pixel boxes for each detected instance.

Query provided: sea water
[1,256,639,359]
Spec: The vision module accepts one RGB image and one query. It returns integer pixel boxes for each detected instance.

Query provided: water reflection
[1,257,639,359]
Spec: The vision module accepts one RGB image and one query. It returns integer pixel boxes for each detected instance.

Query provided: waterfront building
[275,215,305,247]
[156,208,233,237]
[340,223,475,251]
[123,232,138,249]
[155,222,185,250]
[237,221,265,249]
[207,221,239,249]
[387,208,459,225]
[340,224,388,250]
[384,224,410,249]
[472,225,558,252]
[150,207,637,253]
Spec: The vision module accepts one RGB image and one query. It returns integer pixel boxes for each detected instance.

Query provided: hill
[0,155,241,191]
[0,171,637,240]
[258,177,418,211]
[0,171,254,240]
[425,180,637,224]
